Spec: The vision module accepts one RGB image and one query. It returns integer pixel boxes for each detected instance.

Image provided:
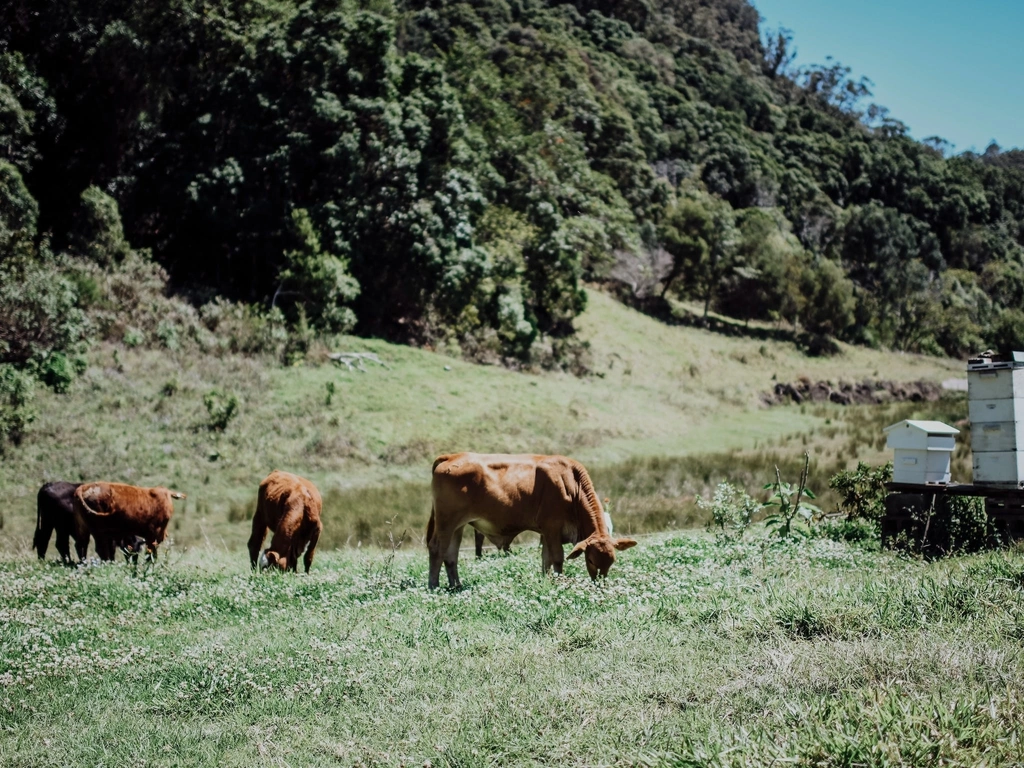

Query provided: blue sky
[753,0,1024,153]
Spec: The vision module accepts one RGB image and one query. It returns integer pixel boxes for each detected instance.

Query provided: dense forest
[3,0,1024,440]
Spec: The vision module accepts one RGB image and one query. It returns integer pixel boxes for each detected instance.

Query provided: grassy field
[2,532,1023,766]
[1,288,964,551]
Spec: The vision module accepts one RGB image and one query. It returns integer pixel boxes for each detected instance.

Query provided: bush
[79,250,206,350]
[33,351,85,394]
[886,494,995,558]
[69,186,131,266]
[199,299,287,356]
[699,482,757,541]
[0,363,35,448]
[816,516,880,548]
[203,389,239,431]
[0,248,91,374]
[829,461,892,522]
[0,160,38,244]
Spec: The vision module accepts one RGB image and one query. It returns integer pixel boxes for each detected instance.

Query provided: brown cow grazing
[428,453,637,589]
[73,482,185,561]
[248,470,323,573]
[34,482,88,563]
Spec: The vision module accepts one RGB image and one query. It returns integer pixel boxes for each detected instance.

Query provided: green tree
[660,191,740,318]
[69,186,131,266]
[798,258,855,338]
[0,160,37,247]
[275,209,359,334]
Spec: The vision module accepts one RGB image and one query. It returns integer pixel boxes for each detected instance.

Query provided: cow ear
[567,539,589,559]
[613,538,638,551]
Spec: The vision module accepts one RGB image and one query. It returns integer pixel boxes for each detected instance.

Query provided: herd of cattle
[33,453,638,586]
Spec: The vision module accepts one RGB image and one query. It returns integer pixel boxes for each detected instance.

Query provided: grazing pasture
[1,533,1022,766]
[0,290,960,551]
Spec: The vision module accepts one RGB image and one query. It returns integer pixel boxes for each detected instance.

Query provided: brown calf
[73,482,185,560]
[428,453,636,589]
[248,470,323,573]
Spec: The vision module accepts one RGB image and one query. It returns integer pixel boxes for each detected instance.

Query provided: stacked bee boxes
[969,353,1024,487]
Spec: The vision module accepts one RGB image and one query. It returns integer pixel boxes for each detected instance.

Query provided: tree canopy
[1,0,1023,367]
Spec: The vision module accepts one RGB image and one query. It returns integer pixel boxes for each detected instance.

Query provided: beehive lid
[883,420,960,436]
[967,351,1024,371]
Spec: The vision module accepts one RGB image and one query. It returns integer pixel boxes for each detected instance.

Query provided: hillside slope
[2,289,960,550]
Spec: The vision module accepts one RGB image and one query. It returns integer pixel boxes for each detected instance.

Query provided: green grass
[0,288,963,550]
[1,532,1022,766]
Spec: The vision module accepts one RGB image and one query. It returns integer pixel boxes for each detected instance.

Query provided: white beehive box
[884,420,959,485]
[968,353,1024,486]
[973,452,1024,485]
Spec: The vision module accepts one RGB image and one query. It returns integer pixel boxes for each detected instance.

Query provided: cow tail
[426,505,435,546]
[571,461,607,535]
[76,486,108,517]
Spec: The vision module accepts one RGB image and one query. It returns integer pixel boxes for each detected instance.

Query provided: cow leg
[475,529,485,559]
[443,525,464,589]
[428,515,461,590]
[55,528,72,564]
[427,508,444,589]
[73,534,89,562]
[541,531,564,575]
[303,522,322,574]
[248,514,268,570]
[95,536,116,562]
[33,518,54,560]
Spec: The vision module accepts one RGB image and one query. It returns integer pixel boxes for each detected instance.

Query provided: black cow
[34,482,119,562]
[34,482,88,562]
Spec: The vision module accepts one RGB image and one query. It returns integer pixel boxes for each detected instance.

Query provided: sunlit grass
[1,532,1021,766]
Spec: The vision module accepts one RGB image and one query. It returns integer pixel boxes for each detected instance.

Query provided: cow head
[119,535,147,556]
[567,535,637,579]
[259,550,288,571]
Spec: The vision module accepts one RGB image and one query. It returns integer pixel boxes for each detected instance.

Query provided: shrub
[0,248,91,379]
[699,482,757,541]
[276,209,359,333]
[199,299,287,356]
[829,461,892,522]
[69,186,131,266]
[79,250,205,350]
[203,390,239,431]
[816,516,880,548]
[33,351,84,394]
[886,494,995,558]
[0,160,38,244]
[0,363,35,448]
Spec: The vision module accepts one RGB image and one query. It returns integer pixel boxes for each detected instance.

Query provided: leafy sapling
[763,453,820,539]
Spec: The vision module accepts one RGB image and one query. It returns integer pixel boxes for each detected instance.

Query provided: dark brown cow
[73,482,185,561]
[248,470,323,573]
[428,453,637,589]
[34,482,88,563]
